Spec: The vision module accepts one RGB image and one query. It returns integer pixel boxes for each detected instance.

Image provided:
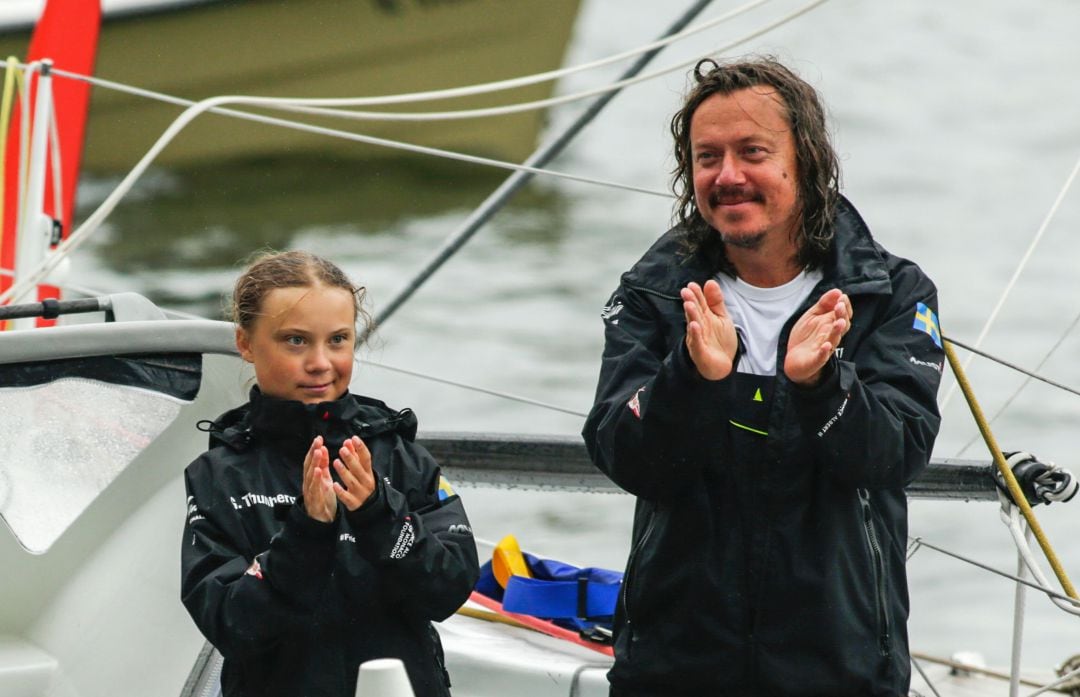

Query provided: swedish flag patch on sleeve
[913,302,942,348]
[437,476,456,501]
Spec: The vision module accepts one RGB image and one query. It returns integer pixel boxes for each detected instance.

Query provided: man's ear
[236,327,254,363]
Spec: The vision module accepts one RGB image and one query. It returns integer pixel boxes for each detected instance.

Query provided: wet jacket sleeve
[180,461,338,659]
[582,283,737,501]
[789,262,943,489]
[344,439,479,622]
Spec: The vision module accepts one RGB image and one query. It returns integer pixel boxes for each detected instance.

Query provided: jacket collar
[247,386,363,435]
[207,387,418,452]
[622,196,891,299]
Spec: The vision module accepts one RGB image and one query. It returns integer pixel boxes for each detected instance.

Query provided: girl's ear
[236,327,254,363]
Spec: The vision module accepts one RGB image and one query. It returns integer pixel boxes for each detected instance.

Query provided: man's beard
[707,186,768,250]
[718,228,767,250]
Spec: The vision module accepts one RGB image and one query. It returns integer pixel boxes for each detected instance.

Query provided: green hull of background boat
[0,0,582,173]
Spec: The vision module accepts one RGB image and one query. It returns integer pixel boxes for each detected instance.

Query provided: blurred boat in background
[0,0,582,173]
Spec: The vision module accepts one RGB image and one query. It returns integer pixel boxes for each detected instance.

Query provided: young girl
[181,250,479,697]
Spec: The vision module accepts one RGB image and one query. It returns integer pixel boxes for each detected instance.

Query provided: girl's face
[235,284,356,404]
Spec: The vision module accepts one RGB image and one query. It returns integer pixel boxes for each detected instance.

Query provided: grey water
[69,0,1080,672]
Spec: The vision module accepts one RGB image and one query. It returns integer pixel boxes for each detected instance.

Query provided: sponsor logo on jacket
[186,496,205,525]
[601,300,624,324]
[390,517,415,560]
[816,394,850,438]
[230,492,297,511]
[909,355,944,373]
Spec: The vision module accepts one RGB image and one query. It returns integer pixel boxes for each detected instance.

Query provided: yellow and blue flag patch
[913,302,942,348]
[438,476,456,501]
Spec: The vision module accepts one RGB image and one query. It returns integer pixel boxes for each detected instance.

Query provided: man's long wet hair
[670,57,841,273]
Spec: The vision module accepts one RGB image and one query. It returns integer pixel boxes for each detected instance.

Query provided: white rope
[46,0,825,126]
[942,151,1080,410]
[19,82,670,198]
[998,492,1080,616]
[47,80,62,226]
[0,92,668,306]
[1023,665,1080,697]
[50,0,772,113]
[16,62,31,237]
[1008,527,1029,697]
[206,0,828,124]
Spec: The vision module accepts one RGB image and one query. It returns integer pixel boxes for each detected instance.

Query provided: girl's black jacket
[583,198,944,697]
[181,388,479,697]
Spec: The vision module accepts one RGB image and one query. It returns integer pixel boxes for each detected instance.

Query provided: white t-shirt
[716,268,823,376]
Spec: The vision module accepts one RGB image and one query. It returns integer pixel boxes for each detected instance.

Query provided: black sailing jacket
[583,198,944,697]
[181,388,479,697]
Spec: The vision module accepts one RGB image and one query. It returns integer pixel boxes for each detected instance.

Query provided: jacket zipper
[858,488,891,657]
[625,283,681,301]
[621,513,657,644]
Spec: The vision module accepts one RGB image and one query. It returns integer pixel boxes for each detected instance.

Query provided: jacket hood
[623,196,892,298]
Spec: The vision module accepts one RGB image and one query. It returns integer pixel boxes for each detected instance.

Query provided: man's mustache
[708,187,763,208]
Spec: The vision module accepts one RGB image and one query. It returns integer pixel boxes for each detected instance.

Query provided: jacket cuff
[672,336,738,388]
[790,354,840,400]
[345,478,389,528]
[288,497,340,538]
[646,337,737,430]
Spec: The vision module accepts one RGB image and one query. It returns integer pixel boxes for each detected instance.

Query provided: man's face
[690,87,800,252]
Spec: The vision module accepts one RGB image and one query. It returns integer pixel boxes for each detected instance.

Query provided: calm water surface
[69,0,1080,668]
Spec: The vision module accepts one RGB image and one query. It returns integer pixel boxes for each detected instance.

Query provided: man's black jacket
[583,199,944,697]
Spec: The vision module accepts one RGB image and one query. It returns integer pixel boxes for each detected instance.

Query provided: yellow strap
[0,56,25,331]
[492,534,532,588]
[455,605,533,631]
[944,339,1078,600]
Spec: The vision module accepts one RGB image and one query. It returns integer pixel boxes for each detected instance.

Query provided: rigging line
[17,272,584,416]
[49,0,773,110]
[0,97,668,308]
[910,537,1080,608]
[6,73,669,198]
[954,305,1080,457]
[909,653,1060,693]
[175,0,830,124]
[908,656,943,697]
[941,150,1080,410]
[370,0,719,332]
[11,269,582,415]
[10,78,669,198]
[360,361,587,418]
[47,84,63,227]
[42,0,826,125]
[944,335,1080,401]
[944,340,1078,601]
[1025,666,1080,697]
